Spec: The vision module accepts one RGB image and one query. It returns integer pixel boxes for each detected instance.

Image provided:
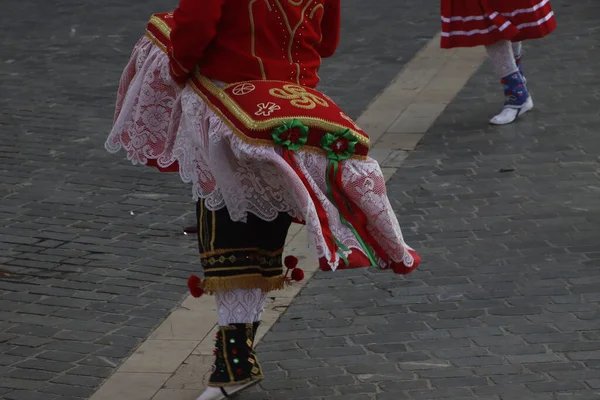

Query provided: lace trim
[105,36,412,270]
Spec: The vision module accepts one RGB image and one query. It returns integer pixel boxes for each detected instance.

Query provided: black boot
[208,323,263,387]
[250,321,262,376]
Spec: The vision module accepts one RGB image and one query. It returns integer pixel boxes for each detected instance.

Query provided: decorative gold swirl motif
[269,84,329,109]
[191,76,370,149]
[287,0,303,5]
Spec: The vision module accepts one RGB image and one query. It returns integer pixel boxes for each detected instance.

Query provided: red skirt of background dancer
[440,0,556,48]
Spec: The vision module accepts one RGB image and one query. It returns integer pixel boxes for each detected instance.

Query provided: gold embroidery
[256,248,285,256]
[274,0,293,39]
[272,0,315,83]
[255,102,281,116]
[309,3,324,19]
[146,20,187,76]
[290,1,314,83]
[220,330,235,383]
[232,83,256,96]
[259,257,282,266]
[199,199,211,254]
[203,252,283,267]
[273,0,314,84]
[202,274,287,294]
[204,265,282,273]
[288,0,303,5]
[200,247,283,258]
[169,65,186,77]
[145,31,166,52]
[269,84,329,109]
[201,247,257,258]
[210,209,216,251]
[309,4,324,87]
[340,112,361,131]
[149,15,171,38]
[205,255,239,265]
[189,77,370,150]
[171,57,190,74]
[249,0,267,79]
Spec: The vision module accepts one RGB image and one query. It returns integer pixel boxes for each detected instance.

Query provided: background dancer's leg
[512,42,523,61]
[486,40,519,78]
[485,40,533,125]
[512,41,526,82]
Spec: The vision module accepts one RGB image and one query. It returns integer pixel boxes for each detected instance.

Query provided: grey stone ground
[247,1,600,399]
[243,0,600,400]
[0,0,438,399]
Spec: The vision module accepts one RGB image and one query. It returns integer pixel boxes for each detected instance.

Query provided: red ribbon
[327,163,388,264]
[282,149,338,263]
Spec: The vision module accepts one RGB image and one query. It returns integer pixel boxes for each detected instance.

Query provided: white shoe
[490,96,534,125]
[196,380,260,400]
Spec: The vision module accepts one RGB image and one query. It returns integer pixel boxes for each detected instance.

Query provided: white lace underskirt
[105,36,415,271]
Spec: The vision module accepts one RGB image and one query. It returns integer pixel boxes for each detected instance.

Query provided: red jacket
[169,0,340,88]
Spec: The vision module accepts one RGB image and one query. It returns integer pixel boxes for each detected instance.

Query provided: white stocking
[197,289,267,400]
[485,40,519,78]
[512,41,523,58]
[215,289,267,325]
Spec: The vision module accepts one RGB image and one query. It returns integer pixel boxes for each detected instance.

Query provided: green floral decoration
[271,119,309,151]
[321,129,358,161]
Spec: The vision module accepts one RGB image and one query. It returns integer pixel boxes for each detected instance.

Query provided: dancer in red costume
[441,0,556,125]
[106,0,420,398]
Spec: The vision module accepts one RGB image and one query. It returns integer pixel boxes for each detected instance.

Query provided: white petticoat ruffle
[105,36,414,271]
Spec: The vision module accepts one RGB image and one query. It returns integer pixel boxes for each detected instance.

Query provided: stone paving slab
[0,0,439,399]
[245,0,600,399]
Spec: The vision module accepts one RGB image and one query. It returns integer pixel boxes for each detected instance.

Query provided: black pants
[196,199,292,293]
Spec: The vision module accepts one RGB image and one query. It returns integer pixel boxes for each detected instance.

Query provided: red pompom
[187,275,204,298]
[284,255,298,269]
[291,268,304,282]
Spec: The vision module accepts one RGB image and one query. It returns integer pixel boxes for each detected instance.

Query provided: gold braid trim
[199,247,283,258]
[202,275,287,294]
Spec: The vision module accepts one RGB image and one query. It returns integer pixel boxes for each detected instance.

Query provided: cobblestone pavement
[0,0,438,399]
[247,1,600,399]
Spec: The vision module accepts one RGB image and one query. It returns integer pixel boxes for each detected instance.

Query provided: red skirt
[440,0,556,48]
